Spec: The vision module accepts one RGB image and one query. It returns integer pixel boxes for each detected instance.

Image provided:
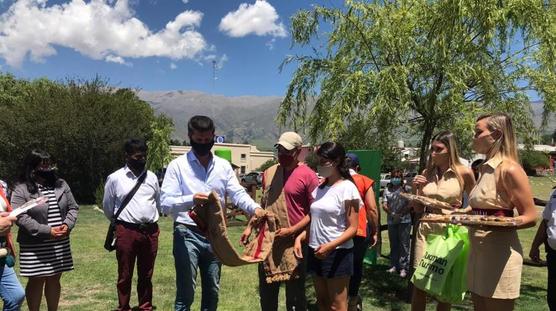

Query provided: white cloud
[265,38,276,50]
[182,0,189,3]
[170,62,177,70]
[219,1,286,38]
[0,0,208,67]
[105,55,132,66]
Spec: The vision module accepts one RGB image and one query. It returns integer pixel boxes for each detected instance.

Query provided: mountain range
[137,90,554,150]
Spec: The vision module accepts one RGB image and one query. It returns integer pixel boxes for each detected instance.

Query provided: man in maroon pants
[103,139,161,311]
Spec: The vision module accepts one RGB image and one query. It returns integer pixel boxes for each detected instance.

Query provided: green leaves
[280,0,556,170]
[0,75,161,203]
[147,115,174,173]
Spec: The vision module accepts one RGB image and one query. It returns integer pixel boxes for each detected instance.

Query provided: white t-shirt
[543,189,556,250]
[309,179,362,249]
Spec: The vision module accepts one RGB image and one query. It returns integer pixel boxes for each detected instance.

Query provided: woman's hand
[315,243,333,259]
[412,175,428,189]
[51,224,69,238]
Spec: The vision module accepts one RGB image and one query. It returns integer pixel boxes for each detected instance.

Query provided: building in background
[170,143,275,174]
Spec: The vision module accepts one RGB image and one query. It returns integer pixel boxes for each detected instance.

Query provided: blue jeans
[173,224,221,311]
[388,222,411,270]
[0,266,24,311]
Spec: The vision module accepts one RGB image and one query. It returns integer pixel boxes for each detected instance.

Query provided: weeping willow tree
[279,0,556,169]
[146,115,174,173]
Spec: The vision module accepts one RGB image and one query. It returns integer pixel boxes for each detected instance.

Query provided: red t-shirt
[352,173,375,237]
[263,164,319,226]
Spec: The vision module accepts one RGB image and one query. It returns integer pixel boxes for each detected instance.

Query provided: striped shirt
[19,185,73,277]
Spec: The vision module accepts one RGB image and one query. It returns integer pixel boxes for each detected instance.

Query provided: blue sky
[0,0,343,96]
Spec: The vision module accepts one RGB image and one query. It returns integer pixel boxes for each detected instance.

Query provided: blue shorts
[308,247,353,278]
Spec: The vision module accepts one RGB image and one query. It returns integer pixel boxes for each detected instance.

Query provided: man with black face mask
[240,131,319,311]
[161,115,265,311]
[103,139,161,311]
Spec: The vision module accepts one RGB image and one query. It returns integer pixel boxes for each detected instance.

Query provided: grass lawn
[10,177,553,310]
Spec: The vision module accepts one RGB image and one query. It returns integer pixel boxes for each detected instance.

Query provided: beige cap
[275,132,303,150]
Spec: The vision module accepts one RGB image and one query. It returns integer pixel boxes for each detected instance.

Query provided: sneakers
[386,266,397,273]
[399,269,408,278]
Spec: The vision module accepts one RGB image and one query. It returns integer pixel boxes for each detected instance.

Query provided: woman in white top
[294,142,361,311]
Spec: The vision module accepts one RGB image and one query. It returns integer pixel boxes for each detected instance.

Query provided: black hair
[124,138,147,155]
[317,141,354,188]
[188,115,215,136]
[19,149,61,194]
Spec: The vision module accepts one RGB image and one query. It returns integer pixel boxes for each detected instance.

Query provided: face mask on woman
[432,152,449,165]
[391,177,402,186]
[472,133,497,154]
[317,165,335,178]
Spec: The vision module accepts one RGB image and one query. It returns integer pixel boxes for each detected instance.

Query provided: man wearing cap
[345,153,378,311]
[241,132,319,311]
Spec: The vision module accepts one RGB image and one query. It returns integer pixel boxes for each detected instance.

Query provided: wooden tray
[400,193,454,211]
[421,214,522,227]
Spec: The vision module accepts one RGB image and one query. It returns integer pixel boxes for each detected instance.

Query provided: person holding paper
[161,115,264,311]
[0,181,25,310]
[11,150,79,311]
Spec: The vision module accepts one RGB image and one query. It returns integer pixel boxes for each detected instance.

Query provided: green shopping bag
[436,225,470,304]
[411,224,466,299]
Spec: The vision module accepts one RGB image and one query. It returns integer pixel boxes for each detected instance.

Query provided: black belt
[116,220,158,230]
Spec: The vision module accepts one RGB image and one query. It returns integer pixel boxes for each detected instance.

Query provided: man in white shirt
[530,188,556,311]
[103,139,161,311]
[161,115,264,311]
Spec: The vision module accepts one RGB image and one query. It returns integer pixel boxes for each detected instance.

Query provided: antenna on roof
[212,60,217,88]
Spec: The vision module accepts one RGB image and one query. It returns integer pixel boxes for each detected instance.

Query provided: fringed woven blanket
[189,191,276,267]
[261,164,301,283]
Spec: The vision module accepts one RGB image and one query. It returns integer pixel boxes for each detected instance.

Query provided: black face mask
[34,169,57,185]
[128,158,146,172]
[190,140,214,156]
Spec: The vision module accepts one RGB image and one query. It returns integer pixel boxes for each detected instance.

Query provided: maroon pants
[115,222,159,311]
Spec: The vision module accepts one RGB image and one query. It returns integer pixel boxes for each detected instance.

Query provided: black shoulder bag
[104,171,147,251]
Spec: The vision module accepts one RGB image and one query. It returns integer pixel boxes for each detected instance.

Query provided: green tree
[0,74,156,202]
[147,115,174,173]
[279,0,556,170]
[520,150,550,175]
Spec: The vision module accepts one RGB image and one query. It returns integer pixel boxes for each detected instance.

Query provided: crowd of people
[0,112,552,311]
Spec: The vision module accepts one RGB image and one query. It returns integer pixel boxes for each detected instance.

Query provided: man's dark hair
[188,116,215,136]
[124,139,147,155]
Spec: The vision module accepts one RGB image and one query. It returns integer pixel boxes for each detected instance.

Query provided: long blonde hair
[477,113,519,162]
[425,131,464,188]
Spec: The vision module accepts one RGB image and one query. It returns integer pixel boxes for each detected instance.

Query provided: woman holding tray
[411,131,476,311]
[467,113,537,311]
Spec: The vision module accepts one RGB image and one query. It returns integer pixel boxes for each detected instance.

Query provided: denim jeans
[173,223,221,311]
[388,222,411,271]
[547,245,556,311]
[0,265,24,311]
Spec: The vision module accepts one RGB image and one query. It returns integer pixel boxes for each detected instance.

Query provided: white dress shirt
[103,166,161,224]
[161,151,260,226]
[544,189,556,250]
